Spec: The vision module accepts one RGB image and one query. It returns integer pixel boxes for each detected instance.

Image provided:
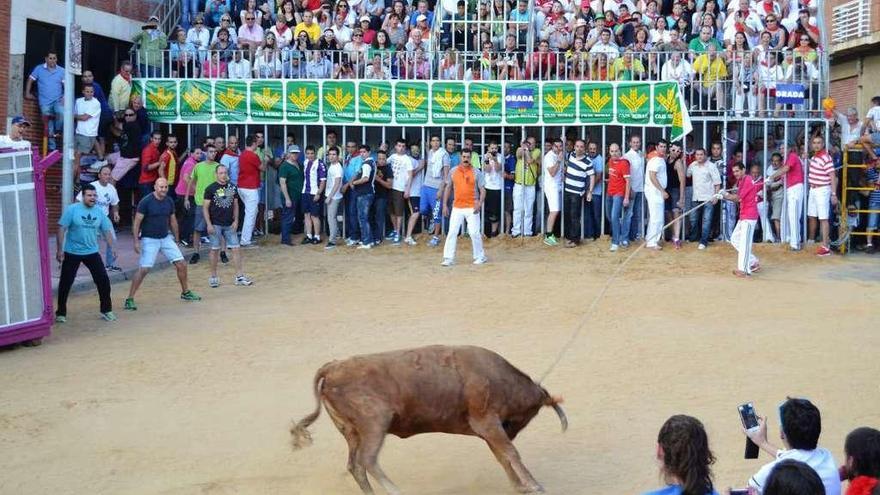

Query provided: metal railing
[831,0,871,43]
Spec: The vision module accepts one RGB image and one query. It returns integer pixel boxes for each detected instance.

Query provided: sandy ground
[1,237,877,495]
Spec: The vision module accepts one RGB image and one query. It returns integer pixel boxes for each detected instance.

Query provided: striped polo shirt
[867,167,880,203]
[807,150,834,188]
[564,153,595,195]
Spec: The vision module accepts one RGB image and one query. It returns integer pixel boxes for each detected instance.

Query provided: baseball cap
[417,14,427,21]
[595,12,605,20]
[287,145,301,154]
[360,15,371,22]
[11,116,31,127]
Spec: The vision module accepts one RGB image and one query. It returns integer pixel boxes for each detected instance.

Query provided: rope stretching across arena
[537,188,737,384]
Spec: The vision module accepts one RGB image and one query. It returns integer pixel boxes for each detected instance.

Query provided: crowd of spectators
[131,0,827,114]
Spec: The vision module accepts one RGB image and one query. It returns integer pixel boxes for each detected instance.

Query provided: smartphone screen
[739,403,759,429]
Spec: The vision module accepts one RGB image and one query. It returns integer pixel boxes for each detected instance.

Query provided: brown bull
[290,345,567,494]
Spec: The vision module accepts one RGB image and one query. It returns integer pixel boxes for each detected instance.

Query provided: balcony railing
[832,0,872,44]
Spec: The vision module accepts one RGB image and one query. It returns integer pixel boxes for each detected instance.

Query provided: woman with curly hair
[643,415,718,495]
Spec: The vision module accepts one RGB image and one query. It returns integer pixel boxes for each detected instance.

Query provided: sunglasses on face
[246,16,255,20]
[125,113,135,116]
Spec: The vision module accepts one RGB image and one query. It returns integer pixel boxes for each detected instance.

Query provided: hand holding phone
[739,402,760,459]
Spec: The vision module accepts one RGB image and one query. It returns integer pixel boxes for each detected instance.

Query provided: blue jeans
[372,195,388,241]
[606,195,629,246]
[181,0,202,28]
[583,193,603,239]
[627,191,644,241]
[344,189,360,241]
[688,201,715,245]
[40,100,64,150]
[103,228,117,267]
[356,193,374,245]
[723,200,737,241]
[138,64,162,78]
[280,194,299,244]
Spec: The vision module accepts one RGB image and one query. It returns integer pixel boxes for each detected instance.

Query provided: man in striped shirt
[563,139,595,248]
[806,136,837,257]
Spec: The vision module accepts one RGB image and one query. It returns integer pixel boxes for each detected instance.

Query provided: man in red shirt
[806,136,837,256]
[159,135,179,195]
[237,134,265,247]
[139,130,163,200]
[767,143,805,250]
[605,142,630,251]
[722,162,762,277]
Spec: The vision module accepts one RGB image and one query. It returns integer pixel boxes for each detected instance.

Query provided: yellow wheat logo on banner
[435,88,463,113]
[325,87,353,112]
[181,85,209,111]
[361,87,389,112]
[545,89,573,113]
[655,87,677,114]
[253,87,281,112]
[148,86,176,110]
[581,88,611,113]
[619,87,648,113]
[471,88,499,113]
[398,88,426,112]
[288,87,317,111]
[217,86,245,110]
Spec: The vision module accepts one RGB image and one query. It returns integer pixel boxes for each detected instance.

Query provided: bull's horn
[552,402,568,432]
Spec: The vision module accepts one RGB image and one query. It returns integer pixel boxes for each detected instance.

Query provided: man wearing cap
[25,51,65,151]
[132,16,168,77]
[409,0,434,28]
[9,116,31,142]
[278,145,304,246]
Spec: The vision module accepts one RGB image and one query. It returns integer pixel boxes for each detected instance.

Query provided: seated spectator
[304,49,333,78]
[369,30,395,59]
[655,28,689,52]
[358,16,376,44]
[764,459,827,495]
[409,0,435,28]
[665,1,687,33]
[661,51,693,92]
[186,15,212,62]
[383,13,407,49]
[641,414,718,495]
[295,10,321,44]
[211,15,239,45]
[240,0,263,27]
[497,34,525,80]
[210,28,238,62]
[269,16,294,49]
[170,28,199,78]
[589,28,620,59]
[691,0,725,37]
[343,29,369,66]
[723,0,764,47]
[439,48,464,80]
[650,16,672,45]
[610,50,645,80]
[253,34,283,78]
[405,28,429,54]
[277,0,299,29]
[627,26,653,52]
[413,14,435,47]
[238,11,265,51]
[786,8,820,49]
[543,16,572,51]
[509,0,531,47]
[202,50,227,78]
[793,34,818,64]
[330,14,353,46]
[673,16,692,43]
[257,2,274,30]
[288,35,312,78]
[642,0,661,27]
[365,54,391,79]
[319,29,340,50]
[763,14,788,49]
[227,49,252,79]
[692,44,727,110]
[743,398,841,495]
[334,0,357,28]
[527,39,558,80]
[333,54,357,79]
[689,26,723,59]
[567,37,591,79]
[358,0,384,24]
[727,31,751,64]
[205,0,231,28]
[841,427,880,495]
[590,52,612,80]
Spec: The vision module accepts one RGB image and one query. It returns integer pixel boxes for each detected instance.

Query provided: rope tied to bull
[537,188,737,384]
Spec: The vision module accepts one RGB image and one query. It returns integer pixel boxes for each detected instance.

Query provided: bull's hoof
[516,483,544,494]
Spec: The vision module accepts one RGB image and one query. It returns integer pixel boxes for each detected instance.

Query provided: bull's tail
[290,366,328,451]
[544,394,568,433]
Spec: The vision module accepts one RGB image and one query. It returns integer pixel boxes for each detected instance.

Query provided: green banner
[250,80,284,122]
[358,81,392,124]
[616,83,651,124]
[285,81,320,122]
[131,80,144,103]
[179,80,212,121]
[467,82,502,124]
[542,83,576,123]
[652,82,678,126]
[431,82,465,124]
[214,80,248,122]
[504,82,539,124]
[322,81,356,123]
[579,83,613,123]
[395,82,429,124]
[144,80,178,121]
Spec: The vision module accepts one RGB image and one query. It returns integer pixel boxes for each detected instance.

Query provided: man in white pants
[441,155,487,266]
[644,139,668,249]
[724,162,762,277]
[806,136,837,257]
[512,140,538,237]
[769,143,805,250]
[542,138,564,246]
[236,135,265,247]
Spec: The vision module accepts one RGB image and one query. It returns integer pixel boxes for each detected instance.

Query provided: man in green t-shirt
[277,145,304,245]
[185,145,220,263]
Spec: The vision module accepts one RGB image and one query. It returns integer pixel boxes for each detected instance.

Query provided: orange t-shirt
[452,166,477,208]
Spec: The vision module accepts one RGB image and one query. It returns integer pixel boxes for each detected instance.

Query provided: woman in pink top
[202,51,227,78]
[723,162,763,277]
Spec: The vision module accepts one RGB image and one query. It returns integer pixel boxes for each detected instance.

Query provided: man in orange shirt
[441,155,487,266]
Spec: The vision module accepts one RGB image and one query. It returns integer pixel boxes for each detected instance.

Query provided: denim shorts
[210,224,240,249]
[139,234,184,268]
[868,199,880,231]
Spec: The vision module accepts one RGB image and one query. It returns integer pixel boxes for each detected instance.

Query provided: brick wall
[830,76,858,114]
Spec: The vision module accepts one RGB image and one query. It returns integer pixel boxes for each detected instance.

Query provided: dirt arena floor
[1,237,877,495]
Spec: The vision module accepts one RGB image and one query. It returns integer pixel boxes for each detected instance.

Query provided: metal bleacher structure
[129,0,847,247]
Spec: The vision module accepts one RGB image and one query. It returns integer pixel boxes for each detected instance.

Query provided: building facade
[827,0,880,113]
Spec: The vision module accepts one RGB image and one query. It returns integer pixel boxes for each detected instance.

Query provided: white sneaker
[698,244,707,250]
[345,238,358,247]
[235,275,254,286]
[473,256,487,265]
[357,243,372,250]
[609,244,619,252]
[209,276,220,288]
[404,236,417,246]
[441,258,454,266]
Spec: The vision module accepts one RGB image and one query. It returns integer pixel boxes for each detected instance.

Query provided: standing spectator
[644,139,669,249]
[125,178,201,311]
[175,142,206,248]
[503,142,517,232]
[73,84,102,192]
[441,155,487,266]
[641,415,718,495]
[584,142,604,239]
[767,152,786,241]
[420,135,450,247]
[278,145,303,246]
[159,134,180,193]
[563,139,595,248]
[8,115,30,142]
[219,135,240,185]
[387,139,413,244]
[55,184,117,323]
[342,141,364,245]
[743,398,841,495]
[606,143,631,251]
[624,134,645,242]
[350,145,376,249]
[301,146,327,245]
[139,131,164,199]
[204,165,253,287]
[80,71,111,166]
[665,142,686,249]
[237,135,265,247]
[205,0,232,27]
[372,149,393,244]
[323,146,344,249]
[864,162,880,253]
[403,143,425,246]
[806,136,837,256]
[75,165,121,272]
[25,51,65,151]
[512,140,539,237]
[185,145,221,264]
[543,138,565,246]
[109,61,134,113]
[857,96,880,166]
[132,16,168,77]
[840,427,880,495]
[722,162,761,276]
[483,154,503,238]
[107,109,142,183]
[686,148,721,249]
